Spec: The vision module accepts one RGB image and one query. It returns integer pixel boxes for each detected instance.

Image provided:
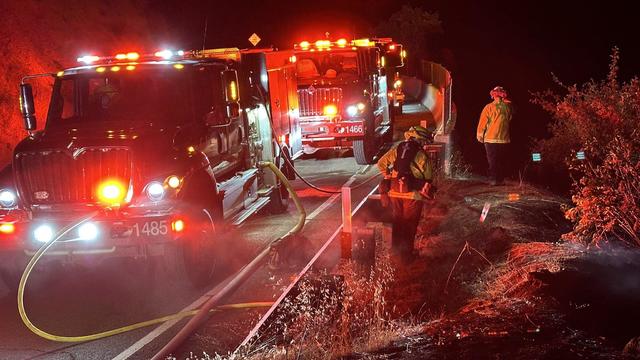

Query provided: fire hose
[17,161,305,347]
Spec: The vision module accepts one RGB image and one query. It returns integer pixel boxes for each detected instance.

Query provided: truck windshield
[296,51,359,84]
[47,67,225,127]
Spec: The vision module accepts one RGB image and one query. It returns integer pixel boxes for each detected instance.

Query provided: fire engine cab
[0,47,300,289]
[293,38,393,165]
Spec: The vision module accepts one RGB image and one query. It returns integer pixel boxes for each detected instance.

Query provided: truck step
[230,197,270,226]
[257,187,274,197]
[217,168,259,194]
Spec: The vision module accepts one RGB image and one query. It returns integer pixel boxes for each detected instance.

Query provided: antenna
[202,16,208,51]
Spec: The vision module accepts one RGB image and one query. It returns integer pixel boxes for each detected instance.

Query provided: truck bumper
[0,210,199,268]
[300,117,365,151]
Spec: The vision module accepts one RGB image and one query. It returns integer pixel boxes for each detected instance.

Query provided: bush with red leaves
[533,48,640,247]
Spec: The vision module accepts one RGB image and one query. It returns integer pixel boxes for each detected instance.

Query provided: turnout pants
[484,143,507,184]
[389,197,423,255]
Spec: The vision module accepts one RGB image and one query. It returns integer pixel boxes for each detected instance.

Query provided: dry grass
[463,241,584,313]
[210,245,410,360]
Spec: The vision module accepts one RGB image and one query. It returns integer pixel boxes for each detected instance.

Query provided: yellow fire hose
[17,161,305,344]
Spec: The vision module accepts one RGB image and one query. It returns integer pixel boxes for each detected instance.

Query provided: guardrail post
[341,186,352,259]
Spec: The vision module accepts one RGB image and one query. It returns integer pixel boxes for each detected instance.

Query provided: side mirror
[19,83,37,131]
[221,70,241,120]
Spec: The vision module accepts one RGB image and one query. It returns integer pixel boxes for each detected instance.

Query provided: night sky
[156,0,637,172]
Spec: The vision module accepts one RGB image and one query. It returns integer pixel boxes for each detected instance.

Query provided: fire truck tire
[354,117,378,165]
[354,112,379,165]
[281,148,296,181]
[353,137,377,165]
[267,153,290,214]
[170,209,219,288]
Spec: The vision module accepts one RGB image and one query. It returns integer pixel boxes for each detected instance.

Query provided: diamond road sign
[248,33,261,47]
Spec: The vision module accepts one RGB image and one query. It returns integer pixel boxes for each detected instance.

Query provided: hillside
[0,0,168,164]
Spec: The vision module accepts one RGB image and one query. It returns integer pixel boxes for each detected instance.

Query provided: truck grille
[15,147,132,205]
[298,87,343,117]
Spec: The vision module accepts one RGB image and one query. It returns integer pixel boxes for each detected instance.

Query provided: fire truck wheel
[281,148,296,181]
[353,137,377,165]
[172,209,218,288]
[354,112,379,165]
[267,149,290,214]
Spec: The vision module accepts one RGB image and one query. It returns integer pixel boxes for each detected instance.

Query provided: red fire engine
[0,47,300,289]
[293,38,393,164]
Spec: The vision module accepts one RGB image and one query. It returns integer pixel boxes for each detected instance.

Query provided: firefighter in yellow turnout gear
[477,86,514,185]
[377,126,434,258]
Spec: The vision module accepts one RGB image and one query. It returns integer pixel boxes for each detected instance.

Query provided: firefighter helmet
[404,125,432,142]
[490,86,508,99]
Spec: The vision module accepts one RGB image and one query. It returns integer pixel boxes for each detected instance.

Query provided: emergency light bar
[294,38,376,50]
[76,48,240,65]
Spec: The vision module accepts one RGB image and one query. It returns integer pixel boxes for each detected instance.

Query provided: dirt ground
[348,178,640,360]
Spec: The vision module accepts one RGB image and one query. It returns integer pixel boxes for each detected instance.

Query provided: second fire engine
[293,38,394,164]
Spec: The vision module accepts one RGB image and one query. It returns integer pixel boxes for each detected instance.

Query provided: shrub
[532,48,640,247]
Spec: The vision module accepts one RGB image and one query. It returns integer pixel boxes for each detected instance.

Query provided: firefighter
[377,126,434,259]
[477,86,514,186]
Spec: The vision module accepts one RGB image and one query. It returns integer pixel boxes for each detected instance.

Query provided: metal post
[341,186,352,259]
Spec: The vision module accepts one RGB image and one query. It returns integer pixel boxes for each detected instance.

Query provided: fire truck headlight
[78,222,99,241]
[346,103,366,118]
[0,189,17,208]
[394,79,402,89]
[167,175,181,189]
[145,181,165,201]
[34,224,54,243]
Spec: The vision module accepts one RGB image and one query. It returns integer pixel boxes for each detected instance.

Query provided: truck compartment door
[217,168,259,220]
